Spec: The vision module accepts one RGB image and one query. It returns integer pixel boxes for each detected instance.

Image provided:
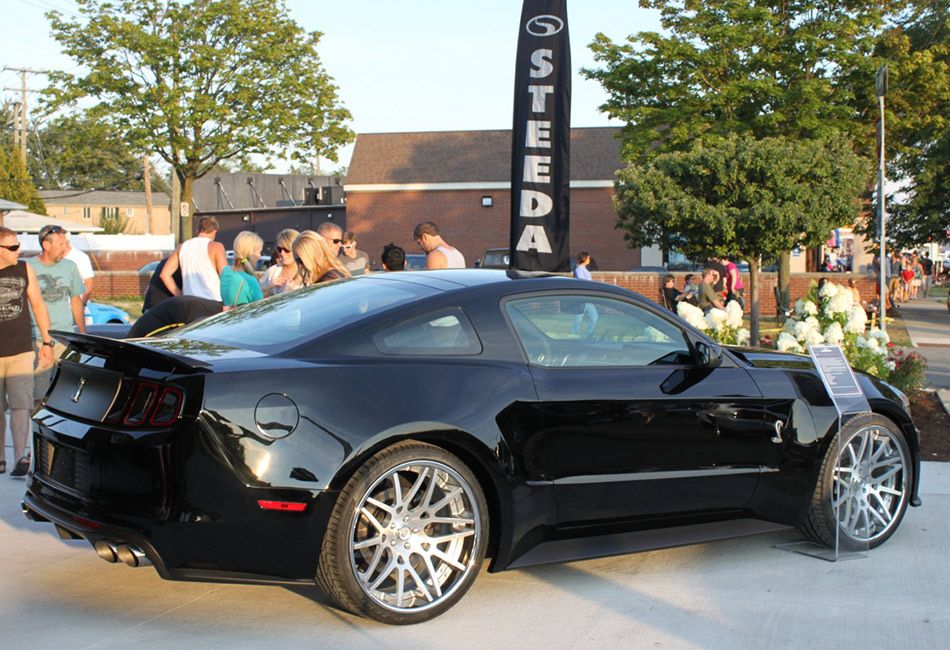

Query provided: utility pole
[876,65,888,332]
[3,67,50,166]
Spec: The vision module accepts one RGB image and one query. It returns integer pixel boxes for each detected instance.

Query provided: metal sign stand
[776,345,872,562]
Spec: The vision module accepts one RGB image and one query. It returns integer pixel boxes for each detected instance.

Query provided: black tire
[316,441,489,624]
[802,413,912,549]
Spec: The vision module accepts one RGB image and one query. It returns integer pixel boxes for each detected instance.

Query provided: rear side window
[375,307,482,355]
[176,277,440,353]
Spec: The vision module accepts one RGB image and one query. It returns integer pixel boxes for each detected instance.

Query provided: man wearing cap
[0,226,53,477]
[27,224,87,405]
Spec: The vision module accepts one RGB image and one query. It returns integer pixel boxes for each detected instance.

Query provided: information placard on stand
[776,345,872,562]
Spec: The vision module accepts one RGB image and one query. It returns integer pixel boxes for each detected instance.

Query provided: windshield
[174,276,441,354]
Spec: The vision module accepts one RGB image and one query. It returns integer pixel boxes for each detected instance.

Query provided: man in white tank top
[160,216,227,301]
[413,221,466,269]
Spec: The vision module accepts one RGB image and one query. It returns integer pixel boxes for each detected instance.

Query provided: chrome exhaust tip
[95,540,119,563]
[115,543,151,567]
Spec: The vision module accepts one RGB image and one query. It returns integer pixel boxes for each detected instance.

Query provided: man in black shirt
[921,252,934,297]
[142,256,182,313]
[128,295,223,338]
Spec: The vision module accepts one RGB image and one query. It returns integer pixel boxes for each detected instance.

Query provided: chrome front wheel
[802,414,913,549]
[832,423,910,545]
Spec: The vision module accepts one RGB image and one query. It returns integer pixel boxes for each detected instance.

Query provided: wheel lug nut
[412,528,419,533]
[404,543,410,549]
[403,516,409,522]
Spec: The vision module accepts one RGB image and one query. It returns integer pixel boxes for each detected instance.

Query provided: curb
[938,389,950,417]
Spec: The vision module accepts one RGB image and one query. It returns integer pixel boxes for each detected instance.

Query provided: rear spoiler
[51,330,212,373]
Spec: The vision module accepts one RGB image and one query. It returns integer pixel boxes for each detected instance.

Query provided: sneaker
[10,456,30,478]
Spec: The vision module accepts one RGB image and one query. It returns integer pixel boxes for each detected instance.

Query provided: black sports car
[23,270,920,624]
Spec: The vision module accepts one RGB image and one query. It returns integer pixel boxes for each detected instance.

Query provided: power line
[2,66,51,166]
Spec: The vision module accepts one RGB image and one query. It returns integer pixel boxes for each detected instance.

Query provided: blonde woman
[293,232,351,286]
[221,231,264,306]
[260,228,301,296]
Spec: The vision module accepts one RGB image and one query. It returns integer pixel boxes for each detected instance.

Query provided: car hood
[728,347,815,370]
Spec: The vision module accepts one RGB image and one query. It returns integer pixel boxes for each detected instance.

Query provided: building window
[127,207,135,217]
[82,207,91,220]
[101,207,118,219]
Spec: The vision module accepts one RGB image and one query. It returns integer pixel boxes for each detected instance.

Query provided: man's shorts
[0,351,35,411]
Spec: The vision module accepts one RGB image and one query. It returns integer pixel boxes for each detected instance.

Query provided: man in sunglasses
[316,221,344,254]
[0,227,54,477]
[28,224,87,409]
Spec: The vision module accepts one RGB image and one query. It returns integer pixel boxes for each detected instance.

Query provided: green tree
[0,146,46,215]
[870,2,949,247]
[585,0,918,308]
[614,134,869,343]
[28,113,170,194]
[47,0,353,239]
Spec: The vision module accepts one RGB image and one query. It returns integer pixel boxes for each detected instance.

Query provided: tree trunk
[778,251,791,315]
[749,256,760,346]
[180,173,194,239]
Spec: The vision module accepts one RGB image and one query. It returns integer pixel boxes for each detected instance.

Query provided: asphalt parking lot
[2,454,949,649]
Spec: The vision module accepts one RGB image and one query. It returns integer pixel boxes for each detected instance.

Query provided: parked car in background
[25,270,919,624]
[477,248,510,269]
[226,250,271,271]
[84,301,130,325]
[138,260,161,276]
[404,253,427,270]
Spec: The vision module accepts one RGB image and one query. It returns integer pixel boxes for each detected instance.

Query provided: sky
[2,0,662,170]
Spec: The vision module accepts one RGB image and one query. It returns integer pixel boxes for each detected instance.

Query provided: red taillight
[257,500,308,512]
[106,378,184,428]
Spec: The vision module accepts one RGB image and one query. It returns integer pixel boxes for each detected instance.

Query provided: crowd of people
[0,218,468,476]
[136,218,466,337]
[661,256,745,314]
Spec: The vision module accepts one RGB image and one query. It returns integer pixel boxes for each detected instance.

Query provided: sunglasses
[0,243,20,252]
[40,225,65,243]
[331,239,343,245]
[276,246,291,254]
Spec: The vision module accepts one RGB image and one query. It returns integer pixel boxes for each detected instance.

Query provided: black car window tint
[375,307,482,356]
[505,295,691,367]
[176,278,440,354]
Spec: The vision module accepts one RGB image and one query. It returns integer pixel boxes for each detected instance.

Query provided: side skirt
[506,518,793,570]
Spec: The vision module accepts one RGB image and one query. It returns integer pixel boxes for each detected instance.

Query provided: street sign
[180,202,190,218]
[875,65,888,97]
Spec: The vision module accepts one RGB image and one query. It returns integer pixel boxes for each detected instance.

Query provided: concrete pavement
[895,296,950,412]
[2,460,949,649]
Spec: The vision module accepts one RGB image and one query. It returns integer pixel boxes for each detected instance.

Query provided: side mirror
[696,341,723,368]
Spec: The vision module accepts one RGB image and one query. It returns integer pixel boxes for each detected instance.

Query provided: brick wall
[345,187,641,271]
[87,250,165,271]
[90,267,879,311]
[593,271,880,315]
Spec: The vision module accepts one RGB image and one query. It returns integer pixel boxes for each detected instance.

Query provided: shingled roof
[346,127,623,185]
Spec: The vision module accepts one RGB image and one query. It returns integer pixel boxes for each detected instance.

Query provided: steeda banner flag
[509,0,571,272]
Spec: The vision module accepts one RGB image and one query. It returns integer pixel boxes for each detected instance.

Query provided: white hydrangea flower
[824,322,845,345]
[777,332,803,353]
[706,308,729,331]
[887,360,896,371]
[783,318,799,334]
[844,306,868,334]
[725,300,744,328]
[855,336,868,348]
[866,336,881,352]
[677,302,709,330]
[804,316,820,330]
[819,281,840,298]
[793,320,813,340]
[804,328,826,345]
[737,328,750,346]
[794,299,818,317]
[869,327,890,345]
[825,289,854,316]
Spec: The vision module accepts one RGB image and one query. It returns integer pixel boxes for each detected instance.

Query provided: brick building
[345,127,645,270]
[39,190,172,235]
